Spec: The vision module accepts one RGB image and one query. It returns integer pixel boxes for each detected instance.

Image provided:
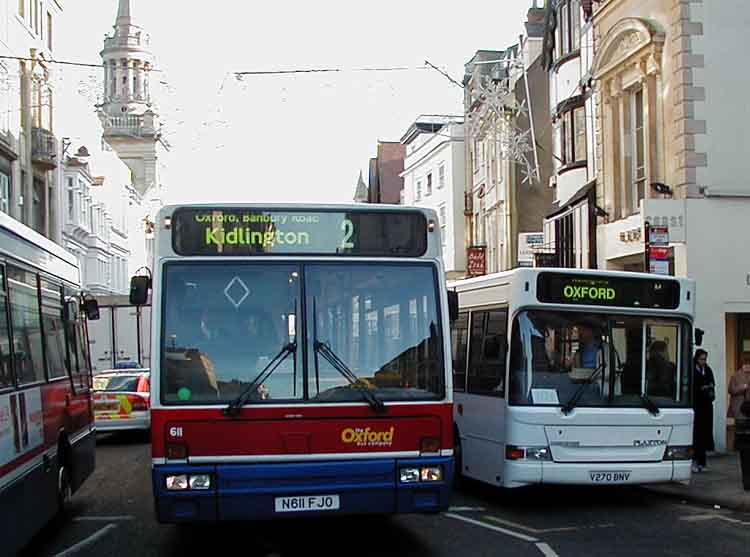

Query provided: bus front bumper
[152,456,453,523]
[504,460,691,488]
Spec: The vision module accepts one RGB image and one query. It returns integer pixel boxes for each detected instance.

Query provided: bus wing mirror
[447,291,459,323]
[82,298,100,321]
[695,328,704,347]
[130,275,151,306]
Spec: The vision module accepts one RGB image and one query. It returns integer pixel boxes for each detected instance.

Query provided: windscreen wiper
[639,394,660,416]
[224,342,296,417]
[562,360,606,415]
[313,340,386,415]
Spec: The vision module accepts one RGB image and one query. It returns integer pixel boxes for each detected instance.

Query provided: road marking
[483,515,614,534]
[54,524,117,557]
[448,506,486,512]
[484,515,578,534]
[680,513,750,526]
[444,512,539,542]
[535,542,560,557]
[73,515,135,522]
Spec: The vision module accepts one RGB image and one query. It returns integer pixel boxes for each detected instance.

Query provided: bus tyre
[57,465,72,516]
[454,431,464,488]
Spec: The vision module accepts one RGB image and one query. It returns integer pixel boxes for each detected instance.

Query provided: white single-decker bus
[449,268,697,488]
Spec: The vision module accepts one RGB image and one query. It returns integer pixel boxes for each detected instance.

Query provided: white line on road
[535,542,560,557]
[54,524,117,557]
[484,515,578,534]
[679,513,750,526]
[73,515,135,522]
[444,512,539,543]
[447,506,486,512]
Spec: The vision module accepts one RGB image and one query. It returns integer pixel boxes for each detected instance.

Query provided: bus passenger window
[451,313,468,392]
[467,310,507,397]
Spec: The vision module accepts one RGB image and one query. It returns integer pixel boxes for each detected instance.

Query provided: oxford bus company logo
[340,426,395,447]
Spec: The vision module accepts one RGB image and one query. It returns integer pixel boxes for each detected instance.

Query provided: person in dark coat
[693,349,716,472]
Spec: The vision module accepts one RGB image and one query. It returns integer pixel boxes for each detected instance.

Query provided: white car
[93,369,151,432]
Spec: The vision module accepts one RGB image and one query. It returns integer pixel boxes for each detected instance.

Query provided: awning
[545,179,596,219]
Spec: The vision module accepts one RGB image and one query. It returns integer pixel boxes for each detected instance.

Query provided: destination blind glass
[171,208,428,257]
[536,273,680,309]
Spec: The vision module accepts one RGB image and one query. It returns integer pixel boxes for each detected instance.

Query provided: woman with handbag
[728,353,750,490]
[693,349,716,473]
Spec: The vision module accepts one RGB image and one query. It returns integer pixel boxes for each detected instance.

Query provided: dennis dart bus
[0,212,97,555]
[449,268,698,488]
[136,204,455,522]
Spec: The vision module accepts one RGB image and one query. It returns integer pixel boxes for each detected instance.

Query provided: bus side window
[451,312,469,392]
[0,266,12,389]
[468,309,507,397]
[7,267,45,385]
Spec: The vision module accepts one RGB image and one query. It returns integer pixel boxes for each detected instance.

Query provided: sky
[56,0,533,205]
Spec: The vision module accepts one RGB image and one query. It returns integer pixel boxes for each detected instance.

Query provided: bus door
[458,309,508,484]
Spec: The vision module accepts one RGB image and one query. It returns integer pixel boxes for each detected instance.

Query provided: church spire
[116,0,132,24]
[353,170,369,202]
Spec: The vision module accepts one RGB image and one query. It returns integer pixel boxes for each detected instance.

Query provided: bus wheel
[453,430,464,488]
[57,464,73,515]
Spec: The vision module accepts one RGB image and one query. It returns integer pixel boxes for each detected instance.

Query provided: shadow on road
[95,430,151,446]
[158,516,430,557]
[456,476,663,513]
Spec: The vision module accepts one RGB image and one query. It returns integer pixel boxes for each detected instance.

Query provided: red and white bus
[136,204,456,522]
[0,213,97,554]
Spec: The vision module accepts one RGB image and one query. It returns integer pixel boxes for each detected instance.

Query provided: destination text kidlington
[205,226,311,248]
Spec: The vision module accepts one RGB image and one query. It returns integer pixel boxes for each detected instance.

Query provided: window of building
[18,0,24,18]
[560,104,586,166]
[556,0,581,60]
[467,310,507,397]
[415,179,422,201]
[438,163,446,189]
[0,172,10,215]
[438,203,447,246]
[47,12,52,51]
[554,212,576,268]
[7,267,45,385]
[426,172,433,196]
[631,88,646,213]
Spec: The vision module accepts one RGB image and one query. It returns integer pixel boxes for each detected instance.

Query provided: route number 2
[340,219,354,249]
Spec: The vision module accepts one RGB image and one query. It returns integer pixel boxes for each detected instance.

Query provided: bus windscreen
[536,272,681,309]
[171,208,428,257]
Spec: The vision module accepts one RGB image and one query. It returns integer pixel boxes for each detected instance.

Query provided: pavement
[646,452,750,511]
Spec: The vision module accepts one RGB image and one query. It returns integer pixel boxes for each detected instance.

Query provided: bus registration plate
[588,471,631,483]
[274,495,340,513]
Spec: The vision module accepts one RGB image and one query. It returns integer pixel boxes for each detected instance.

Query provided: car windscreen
[93,375,140,392]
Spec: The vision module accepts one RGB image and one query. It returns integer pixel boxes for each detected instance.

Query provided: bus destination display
[536,272,681,309]
[171,208,428,257]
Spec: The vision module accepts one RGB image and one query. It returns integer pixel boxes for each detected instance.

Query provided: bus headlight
[664,446,693,461]
[189,474,212,490]
[165,475,189,490]
[506,445,552,461]
[400,467,421,483]
[420,466,443,482]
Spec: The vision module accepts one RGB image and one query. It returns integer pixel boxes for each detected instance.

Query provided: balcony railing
[31,127,58,170]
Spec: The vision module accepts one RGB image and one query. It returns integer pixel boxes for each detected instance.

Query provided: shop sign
[467,246,486,277]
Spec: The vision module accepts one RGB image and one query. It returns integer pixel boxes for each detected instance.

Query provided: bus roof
[448,267,695,290]
[157,202,434,217]
[0,211,80,284]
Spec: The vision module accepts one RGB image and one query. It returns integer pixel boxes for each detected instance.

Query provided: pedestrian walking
[728,353,750,489]
[692,349,716,472]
